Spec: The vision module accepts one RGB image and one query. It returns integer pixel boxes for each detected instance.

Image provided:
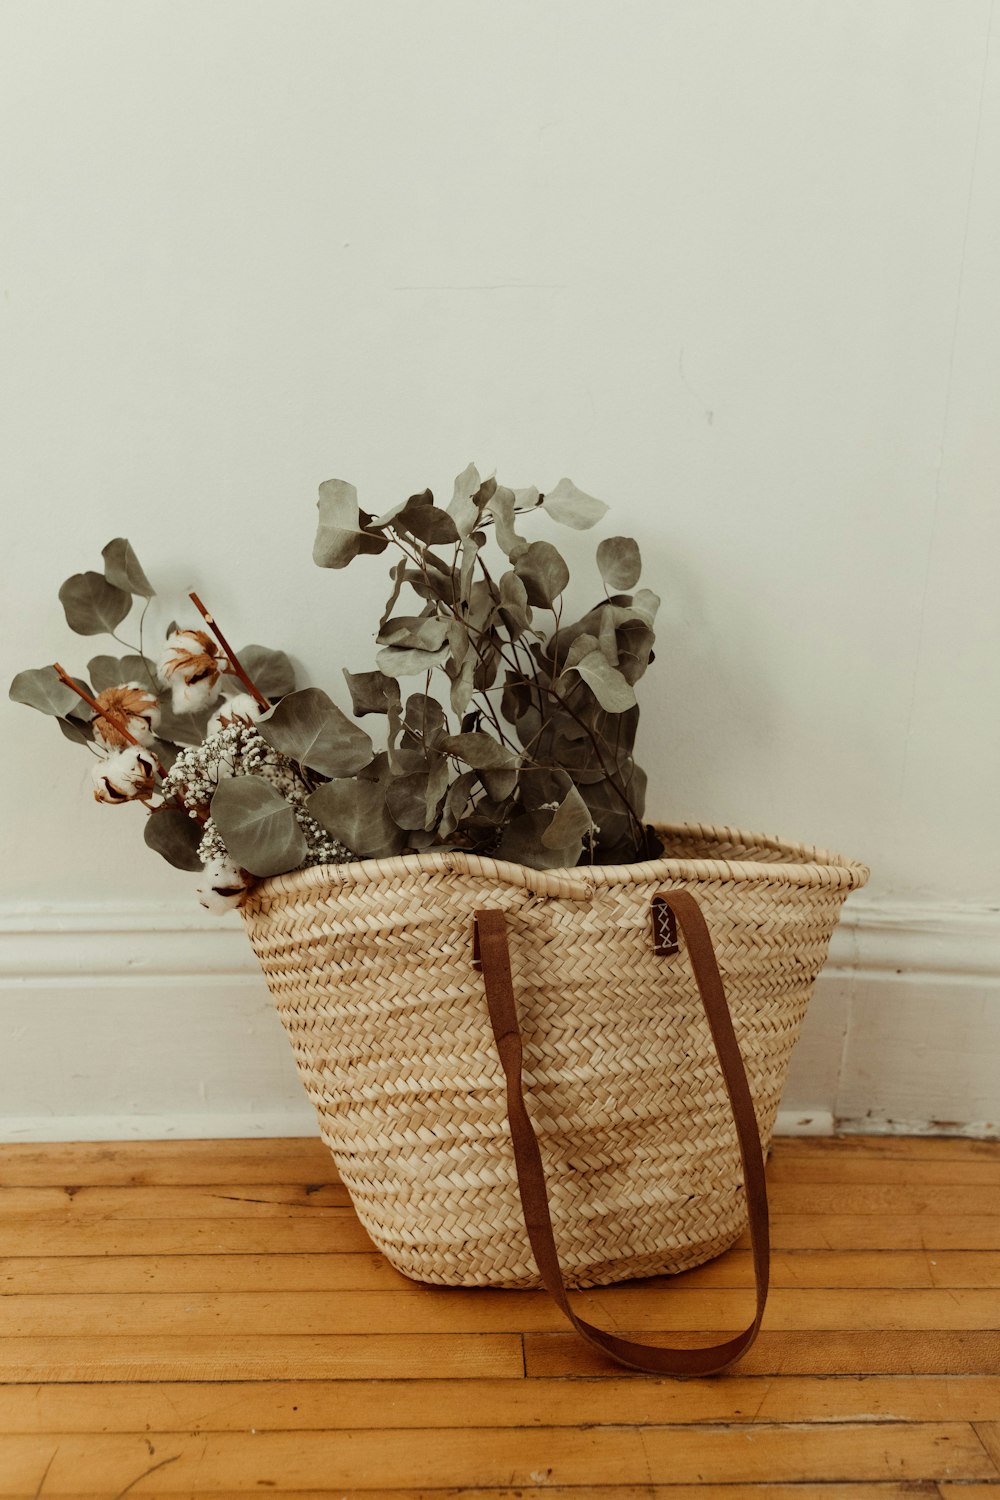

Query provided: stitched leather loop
[473,890,770,1376]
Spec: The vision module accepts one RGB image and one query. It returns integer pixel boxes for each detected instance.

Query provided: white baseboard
[1,896,998,1143]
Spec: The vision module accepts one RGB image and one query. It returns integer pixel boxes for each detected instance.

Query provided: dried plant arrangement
[10,465,661,911]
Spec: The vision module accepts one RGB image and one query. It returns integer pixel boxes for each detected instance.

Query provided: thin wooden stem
[188,593,270,712]
[53,665,142,747]
[53,664,175,785]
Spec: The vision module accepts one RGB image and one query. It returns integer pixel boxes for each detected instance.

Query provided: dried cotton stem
[188,593,271,712]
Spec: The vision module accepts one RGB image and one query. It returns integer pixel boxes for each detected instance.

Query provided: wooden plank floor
[0,1136,998,1498]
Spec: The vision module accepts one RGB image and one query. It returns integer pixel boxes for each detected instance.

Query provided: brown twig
[188,592,271,712]
[53,663,171,780]
[53,665,142,747]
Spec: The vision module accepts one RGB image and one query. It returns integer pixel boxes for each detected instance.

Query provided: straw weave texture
[242,823,868,1289]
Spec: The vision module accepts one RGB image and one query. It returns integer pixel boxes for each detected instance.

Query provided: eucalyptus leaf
[596,536,642,591]
[57,715,95,745]
[541,478,609,530]
[102,538,154,598]
[392,490,461,546]
[438,769,478,838]
[441,731,517,771]
[385,759,449,832]
[580,762,648,862]
[442,731,518,801]
[378,615,450,652]
[402,692,449,747]
[598,606,620,666]
[384,771,432,831]
[447,651,477,718]
[314,479,389,569]
[497,569,531,640]
[59,572,131,636]
[447,462,482,537]
[561,633,602,671]
[495,810,578,870]
[143,807,204,871]
[306,754,406,858]
[512,486,541,512]
[571,650,637,713]
[514,540,570,608]
[486,488,528,561]
[87,654,155,694]
[376,644,450,678]
[258,687,373,778]
[9,666,82,718]
[156,698,214,748]
[615,620,655,684]
[541,784,593,851]
[379,559,408,634]
[227,645,295,700]
[343,669,400,717]
[211,776,308,878]
[632,589,660,625]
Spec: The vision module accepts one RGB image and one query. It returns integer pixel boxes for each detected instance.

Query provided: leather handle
[473,889,770,1377]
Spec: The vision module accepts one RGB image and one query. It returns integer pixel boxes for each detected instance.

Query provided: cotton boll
[171,675,222,714]
[92,683,161,750]
[195,856,252,914]
[158,628,223,712]
[207,693,262,737]
[92,746,157,804]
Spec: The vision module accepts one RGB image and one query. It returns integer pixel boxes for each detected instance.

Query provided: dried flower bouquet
[11,466,660,912]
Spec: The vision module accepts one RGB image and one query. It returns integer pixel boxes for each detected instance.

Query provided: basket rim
[245,820,870,909]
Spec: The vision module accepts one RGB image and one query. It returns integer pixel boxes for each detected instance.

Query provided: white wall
[1,1,998,1138]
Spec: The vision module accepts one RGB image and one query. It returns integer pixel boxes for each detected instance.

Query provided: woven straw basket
[243,822,867,1339]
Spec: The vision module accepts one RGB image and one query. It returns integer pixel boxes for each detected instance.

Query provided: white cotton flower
[195,856,252,915]
[91,683,161,750]
[157,628,223,714]
[170,675,222,714]
[92,746,158,804]
[207,693,263,737]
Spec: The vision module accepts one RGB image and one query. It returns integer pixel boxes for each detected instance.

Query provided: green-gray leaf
[58,572,131,636]
[57,715,95,745]
[438,769,478,838]
[495,810,576,870]
[306,754,406,859]
[156,698,214,748]
[447,463,483,537]
[258,687,373,778]
[376,644,450,678]
[514,540,570,608]
[571,650,638,712]
[102,538,154,598]
[313,479,389,569]
[486,488,528,560]
[343,669,400,717]
[541,784,593,851]
[392,490,461,546]
[87,654,155,693]
[228,645,295,700]
[442,731,518,801]
[541,478,609,530]
[441,732,517,771]
[210,776,307,877]
[143,807,204,871]
[596,536,642,591]
[384,761,449,832]
[378,615,450,652]
[9,666,82,718]
[632,589,660,624]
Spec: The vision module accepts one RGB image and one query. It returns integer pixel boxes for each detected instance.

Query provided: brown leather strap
[473,889,770,1376]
